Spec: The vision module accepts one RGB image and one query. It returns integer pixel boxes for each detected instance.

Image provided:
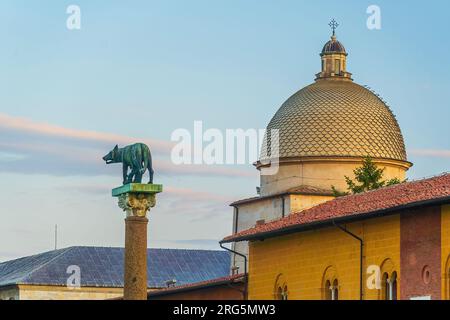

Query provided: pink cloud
[0,112,174,154]
[164,186,234,203]
[409,149,450,158]
[0,113,255,179]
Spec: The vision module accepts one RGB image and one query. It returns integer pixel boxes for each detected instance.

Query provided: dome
[260,79,408,162]
[321,36,346,55]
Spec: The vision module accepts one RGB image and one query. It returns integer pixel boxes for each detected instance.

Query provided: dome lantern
[316,20,352,81]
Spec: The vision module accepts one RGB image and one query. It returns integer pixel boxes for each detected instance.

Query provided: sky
[0,0,449,261]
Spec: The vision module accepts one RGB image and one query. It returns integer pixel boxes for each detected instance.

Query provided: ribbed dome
[321,36,346,55]
[260,79,407,162]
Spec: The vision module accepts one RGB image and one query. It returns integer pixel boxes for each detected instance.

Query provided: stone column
[113,183,162,300]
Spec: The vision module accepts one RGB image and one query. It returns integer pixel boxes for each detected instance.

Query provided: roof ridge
[297,172,450,208]
[147,248,226,253]
[52,245,226,252]
[19,247,75,284]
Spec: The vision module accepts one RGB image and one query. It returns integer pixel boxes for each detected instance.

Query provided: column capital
[112,183,163,218]
[118,193,154,217]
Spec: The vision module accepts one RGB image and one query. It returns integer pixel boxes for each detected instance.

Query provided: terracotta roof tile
[147,274,245,297]
[222,173,450,243]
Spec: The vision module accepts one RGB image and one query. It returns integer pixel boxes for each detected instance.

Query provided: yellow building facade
[223,175,450,300]
[248,214,400,300]
[248,204,450,300]
[0,285,123,300]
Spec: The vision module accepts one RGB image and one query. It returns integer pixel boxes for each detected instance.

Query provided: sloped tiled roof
[222,173,450,243]
[0,247,230,289]
[147,274,245,298]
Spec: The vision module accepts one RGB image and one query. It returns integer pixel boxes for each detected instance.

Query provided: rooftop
[0,246,231,289]
[222,173,450,243]
[147,274,245,298]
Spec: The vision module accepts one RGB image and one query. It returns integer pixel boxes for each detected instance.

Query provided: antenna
[54,224,58,250]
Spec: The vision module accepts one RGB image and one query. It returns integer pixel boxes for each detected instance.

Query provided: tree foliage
[332,156,403,197]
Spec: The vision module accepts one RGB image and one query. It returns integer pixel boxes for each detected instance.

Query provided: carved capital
[118,193,156,217]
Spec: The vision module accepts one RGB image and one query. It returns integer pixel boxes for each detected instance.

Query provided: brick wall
[400,206,441,300]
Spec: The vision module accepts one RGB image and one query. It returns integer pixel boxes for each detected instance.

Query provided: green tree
[332,156,403,196]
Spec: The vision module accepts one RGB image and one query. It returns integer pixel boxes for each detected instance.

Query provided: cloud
[67,183,234,204]
[0,113,174,154]
[164,186,233,203]
[409,149,450,158]
[52,180,234,224]
[0,113,255,179]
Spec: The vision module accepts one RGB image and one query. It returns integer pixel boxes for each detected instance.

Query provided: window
[332,279,339,300]
[274,274,288,300]
[334,59,341,74]
[322,265,338,300]
[325,279,339,300]
[325,280,332,300]
[276,285,288,300]
[390,272,397,300]
[382,272,397,300]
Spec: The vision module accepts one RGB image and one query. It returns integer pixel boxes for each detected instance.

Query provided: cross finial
[329,19,339,36]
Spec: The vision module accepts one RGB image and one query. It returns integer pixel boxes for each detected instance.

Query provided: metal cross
[329,19,339,36]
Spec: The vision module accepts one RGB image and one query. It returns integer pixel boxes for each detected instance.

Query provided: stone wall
[16,285,123,300]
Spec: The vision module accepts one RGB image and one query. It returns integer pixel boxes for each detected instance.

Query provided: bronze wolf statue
[103,143,154,184]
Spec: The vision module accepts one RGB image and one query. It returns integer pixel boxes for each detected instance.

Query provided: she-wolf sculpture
[103,143,154,185]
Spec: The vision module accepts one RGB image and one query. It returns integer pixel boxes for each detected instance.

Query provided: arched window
[282,285,288,300]
[324,279,339,300]
[274,274,288,300]
[332,279,339,301]
[382,272,389,300]
[390,272,397,301]
[325,280,332,300]
[382,271,397,300]
[275,285,288,300]
[379,258,398,300]
[322,265,339,300]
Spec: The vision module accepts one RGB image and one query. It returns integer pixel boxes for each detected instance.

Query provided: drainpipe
[220,243,248,300]
[232,206,239,267]
[332,221,364,300]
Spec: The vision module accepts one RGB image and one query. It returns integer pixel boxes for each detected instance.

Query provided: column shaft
[124,216,148,300]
